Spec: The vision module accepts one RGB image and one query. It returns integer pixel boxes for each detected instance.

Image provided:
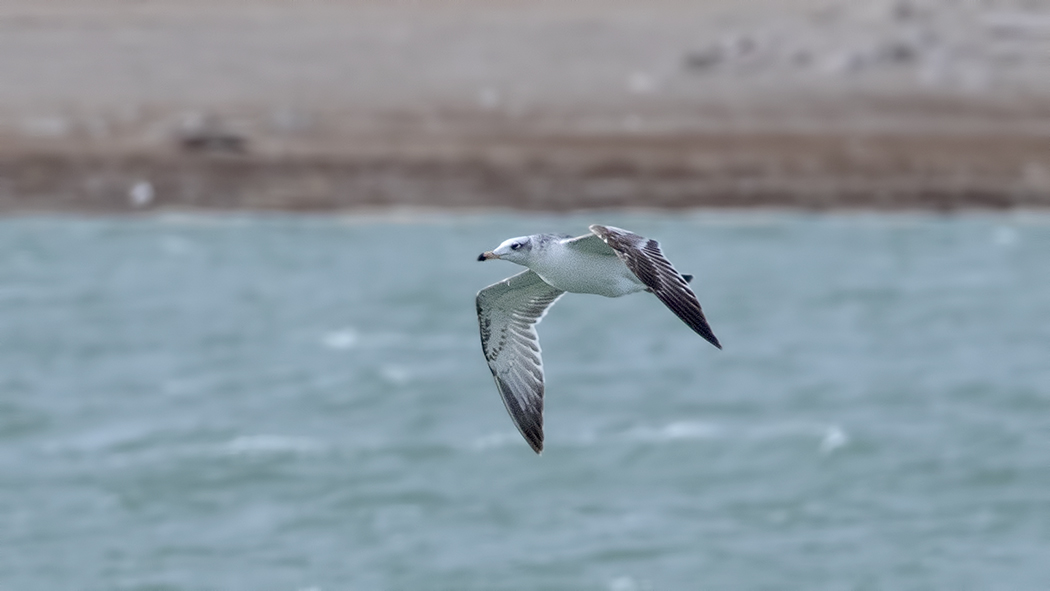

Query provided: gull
[476,224,721,453]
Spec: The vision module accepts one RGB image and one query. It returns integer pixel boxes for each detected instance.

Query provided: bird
[476,224,720,453]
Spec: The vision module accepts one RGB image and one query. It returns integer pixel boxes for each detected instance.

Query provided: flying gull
[476,224,720,453]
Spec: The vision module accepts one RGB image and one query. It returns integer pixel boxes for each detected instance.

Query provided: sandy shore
[1,0,1049,211]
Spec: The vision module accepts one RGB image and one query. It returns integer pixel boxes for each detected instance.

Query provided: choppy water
[1,212,1049,591]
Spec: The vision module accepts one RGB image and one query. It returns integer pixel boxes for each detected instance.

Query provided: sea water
[1,212,1048,591]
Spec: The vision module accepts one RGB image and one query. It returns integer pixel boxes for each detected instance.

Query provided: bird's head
[478,236,533,264]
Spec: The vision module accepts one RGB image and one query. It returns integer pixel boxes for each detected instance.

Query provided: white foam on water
[466,427,602,452]
[819,425,850,455]
[378,364,411,385]
[621,420,851,454]
[222,435,325,456]
[322,328,359,350]
[469,431,522,451]
[626,420,723,443]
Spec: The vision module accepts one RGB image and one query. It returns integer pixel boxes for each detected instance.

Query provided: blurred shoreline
[1,0,1049,212]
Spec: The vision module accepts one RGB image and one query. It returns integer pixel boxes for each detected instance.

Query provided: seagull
[476,224,721,453]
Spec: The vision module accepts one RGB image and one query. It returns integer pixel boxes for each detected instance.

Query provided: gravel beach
[2,0,1049,211]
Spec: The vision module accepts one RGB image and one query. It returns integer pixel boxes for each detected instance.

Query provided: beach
[1,0,1049,211]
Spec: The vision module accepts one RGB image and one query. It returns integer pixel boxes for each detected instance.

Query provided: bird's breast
[531,251,644,297]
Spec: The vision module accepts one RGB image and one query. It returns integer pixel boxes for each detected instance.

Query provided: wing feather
[476,270,565,453]
[589,224,722,349]
[563,232,619,256]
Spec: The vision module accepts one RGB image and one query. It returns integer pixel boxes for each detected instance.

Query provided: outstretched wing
[589,224,722,349]
[564,232,619,256]
[476,270,565,453]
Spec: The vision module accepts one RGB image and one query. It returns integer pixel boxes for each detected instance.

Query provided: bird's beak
[477,251,498,261]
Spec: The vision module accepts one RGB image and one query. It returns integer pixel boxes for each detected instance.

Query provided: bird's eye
[510,242,521,250]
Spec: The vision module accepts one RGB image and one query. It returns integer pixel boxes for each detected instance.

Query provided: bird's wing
[476,270,565,453]
[563,232,619,256]
[588,224,722,349]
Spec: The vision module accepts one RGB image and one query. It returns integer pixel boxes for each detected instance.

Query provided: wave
[222,435,326,456]
[465,421,849,455]
[624,420,723,442]
[320,327,473,352]
[321,327,359,350]
[468,431,524,451]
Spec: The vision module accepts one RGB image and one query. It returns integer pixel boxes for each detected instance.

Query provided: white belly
[529,248,645,298]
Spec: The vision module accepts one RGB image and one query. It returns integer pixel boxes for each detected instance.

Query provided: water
[1,212,1049,591]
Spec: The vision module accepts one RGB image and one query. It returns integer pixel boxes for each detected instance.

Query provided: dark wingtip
[494,375,545,454]
[477,253,486,261]
[522,423,544,454]
[682,274,694,284]
[691,323,722,350]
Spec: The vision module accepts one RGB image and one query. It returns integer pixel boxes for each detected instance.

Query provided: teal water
[1,213,1049,591]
